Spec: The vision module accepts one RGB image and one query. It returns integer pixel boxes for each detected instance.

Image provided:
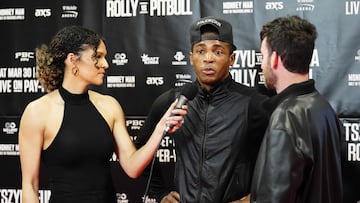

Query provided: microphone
[164,83,198,132]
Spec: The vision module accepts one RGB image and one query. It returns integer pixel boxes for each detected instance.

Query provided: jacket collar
[264,79,316,113]
[197,75,233,98]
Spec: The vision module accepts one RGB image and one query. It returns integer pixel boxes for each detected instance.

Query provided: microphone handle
[165,95,188,132]
[173,95,188,113]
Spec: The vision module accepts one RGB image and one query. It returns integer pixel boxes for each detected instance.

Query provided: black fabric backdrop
[1,0,359,202]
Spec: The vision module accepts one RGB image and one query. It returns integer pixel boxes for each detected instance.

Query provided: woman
[18,26,186,203]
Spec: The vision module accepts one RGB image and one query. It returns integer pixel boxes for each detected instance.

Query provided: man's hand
[229,194,251,203]
[160,191,180,203]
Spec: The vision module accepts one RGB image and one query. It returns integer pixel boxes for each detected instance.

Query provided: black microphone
[164,83,198,132]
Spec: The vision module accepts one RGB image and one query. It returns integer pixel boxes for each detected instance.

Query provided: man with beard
[250,15,344,203]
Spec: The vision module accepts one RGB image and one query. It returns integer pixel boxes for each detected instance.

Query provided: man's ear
[189,51,193,65]
[229,52,236,67]
[272,51,278,69]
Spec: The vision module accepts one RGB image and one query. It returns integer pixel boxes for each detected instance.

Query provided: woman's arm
[109,96,185,178]
[134,89,176,201]
[19,101,45,203]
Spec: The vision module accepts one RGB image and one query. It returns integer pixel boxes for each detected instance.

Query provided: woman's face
[75,40,109,86]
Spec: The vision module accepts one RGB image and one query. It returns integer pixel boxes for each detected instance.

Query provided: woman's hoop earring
[72,66,79,76]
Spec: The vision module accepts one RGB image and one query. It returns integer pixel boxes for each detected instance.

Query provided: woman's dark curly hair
[36,26,102,91]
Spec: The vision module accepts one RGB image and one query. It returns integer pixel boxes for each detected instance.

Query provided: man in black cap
[136,16,268,203]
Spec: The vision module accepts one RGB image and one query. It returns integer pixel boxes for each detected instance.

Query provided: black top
[41,86,116,203]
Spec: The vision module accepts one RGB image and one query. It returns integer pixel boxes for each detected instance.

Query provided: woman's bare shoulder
[89,90,121,107]
[24,90,62,114]
[88,90,124,123]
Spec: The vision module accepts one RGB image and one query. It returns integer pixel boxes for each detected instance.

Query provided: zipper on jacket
[197,93,210,202]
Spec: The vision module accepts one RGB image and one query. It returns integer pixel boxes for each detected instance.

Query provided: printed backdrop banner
[0,0,359,202]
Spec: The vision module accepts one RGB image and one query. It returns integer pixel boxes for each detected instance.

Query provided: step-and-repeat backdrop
[1,0,359,202]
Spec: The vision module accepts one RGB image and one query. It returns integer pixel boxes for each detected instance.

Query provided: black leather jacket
[250,80,344,203]
[136,76,269,202]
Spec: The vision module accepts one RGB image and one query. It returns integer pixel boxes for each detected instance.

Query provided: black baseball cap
[190,16,236,50]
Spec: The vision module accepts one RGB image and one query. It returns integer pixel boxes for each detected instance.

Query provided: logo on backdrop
[0,189,51,203]
[143,195,156,203]
[296,0,315,12]
[223,1,254,14]
[175,73,193,87]
[15,52,34,62]
[112,53,129,66]
[0,8,25,20]
[355,49,360,62]
[265,1,284,10]
[157,135,176,162]
[106,75,136,88]
[146,76,164,86]
[231,50,262,87]
[309,49,320,79]
[126,118,145,131]
[116,193,130,202]
[106,0,193,17]
[61,5,78,18]
[0,144,19,156]
[349,72,360,86]
[141,53,160,65]
[347,49,360,87]
[126,117,145,142]
[34,8,51,18]
[172,51,187,66]
[0,66,44,93]
[345,1,360,15]
[342,119,360,162]
[2,122,18,135]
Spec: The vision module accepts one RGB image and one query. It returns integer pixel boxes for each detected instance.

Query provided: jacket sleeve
[247,93,270,170]
[251,124,305,203]
[134,89,176,201]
